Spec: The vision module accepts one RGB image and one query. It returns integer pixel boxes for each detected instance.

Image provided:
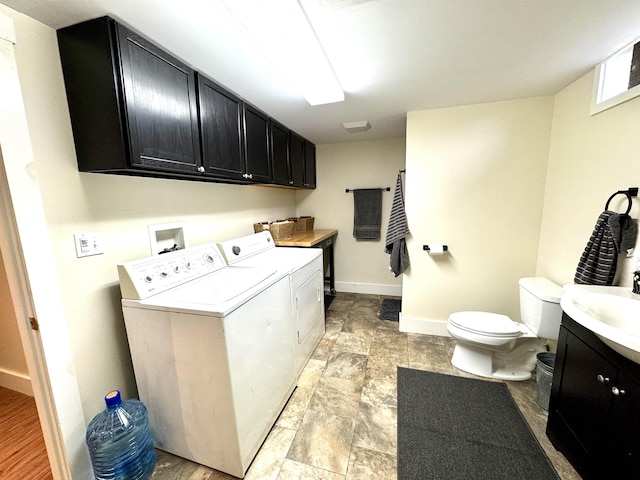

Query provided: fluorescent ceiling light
[217,0,344,106]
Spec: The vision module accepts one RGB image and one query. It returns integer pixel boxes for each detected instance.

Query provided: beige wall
[295,138,405,295]
[4,10,408,474]
[0,249,29,385]
[6,2,640,476]
[402,97,554,331]
[537,70,640,286]
[4,5,297,424]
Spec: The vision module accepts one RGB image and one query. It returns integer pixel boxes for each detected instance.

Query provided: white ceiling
[5,0,640,145]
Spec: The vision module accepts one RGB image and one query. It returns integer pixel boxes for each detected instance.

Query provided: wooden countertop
[274,229,338,247]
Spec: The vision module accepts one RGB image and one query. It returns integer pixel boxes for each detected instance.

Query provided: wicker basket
[288,216,315,232]
[269,220,294,240]
[253,222,270,233]
[253,220,294,240]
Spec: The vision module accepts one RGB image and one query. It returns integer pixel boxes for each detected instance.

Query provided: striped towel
[385,172,410,276]
[574,211,637,285]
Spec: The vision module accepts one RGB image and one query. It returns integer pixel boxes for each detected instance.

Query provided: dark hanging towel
[385,172,410,276]
[574,211,637,285]
[353,189,383,239]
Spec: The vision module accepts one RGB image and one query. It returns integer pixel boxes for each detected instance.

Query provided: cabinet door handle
[242,173,253,179]
[597,374,610,384]
[612,386,626,396]
[197,166,205,173]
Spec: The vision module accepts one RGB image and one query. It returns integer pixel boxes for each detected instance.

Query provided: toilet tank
[518,277,563,340]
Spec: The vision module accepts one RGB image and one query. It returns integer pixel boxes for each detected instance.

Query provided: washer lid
[449,311,522,337]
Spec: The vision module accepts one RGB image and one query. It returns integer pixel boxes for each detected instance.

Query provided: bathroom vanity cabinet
[546,313,640,479]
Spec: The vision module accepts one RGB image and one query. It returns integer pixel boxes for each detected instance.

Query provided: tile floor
[151,292,581,480]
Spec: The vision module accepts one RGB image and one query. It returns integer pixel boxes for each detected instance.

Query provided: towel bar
[345,187,391,193]
[605,187,638,214]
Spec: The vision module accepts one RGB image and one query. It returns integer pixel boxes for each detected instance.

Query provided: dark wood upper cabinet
[304,141,316,189]
[270,120,291,186]
[197,74,245,180]
[58,16,317,188]
[289,131,305,188]
[243,104,272,183]
[58,16,201,176]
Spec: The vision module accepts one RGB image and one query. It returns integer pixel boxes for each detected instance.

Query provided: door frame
[0,13,89,479]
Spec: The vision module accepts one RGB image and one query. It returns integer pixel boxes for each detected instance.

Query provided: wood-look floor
[0,386,52,479]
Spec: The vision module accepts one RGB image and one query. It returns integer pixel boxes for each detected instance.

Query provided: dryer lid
[449,311,522,337]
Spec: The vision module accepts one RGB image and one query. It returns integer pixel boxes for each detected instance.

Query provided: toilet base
[451,339,547,382]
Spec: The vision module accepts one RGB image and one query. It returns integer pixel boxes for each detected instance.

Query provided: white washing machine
[117,243,295,478]
[218,231,325,377]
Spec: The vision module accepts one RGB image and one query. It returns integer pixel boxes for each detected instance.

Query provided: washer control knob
[232,246,241,256]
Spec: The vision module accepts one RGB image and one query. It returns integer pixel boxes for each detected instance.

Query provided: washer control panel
[118,243,226,300]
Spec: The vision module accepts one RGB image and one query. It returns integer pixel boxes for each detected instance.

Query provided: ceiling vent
[342,120,371,133]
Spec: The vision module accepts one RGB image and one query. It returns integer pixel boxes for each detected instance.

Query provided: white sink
[561,284,640,363]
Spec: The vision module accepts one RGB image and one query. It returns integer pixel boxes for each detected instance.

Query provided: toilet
[447,277,563,381]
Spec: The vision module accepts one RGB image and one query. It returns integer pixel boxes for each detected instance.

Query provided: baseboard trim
[399,314,450,337]
[333,282,402,297]
[0,368,33,395]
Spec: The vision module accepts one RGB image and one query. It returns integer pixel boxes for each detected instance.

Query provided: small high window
[591,37,640,114]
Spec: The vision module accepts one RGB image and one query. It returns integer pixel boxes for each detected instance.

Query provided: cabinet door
[289,132,305,188]
[304,140,316,189]
[610,371,640,476]
[270,120,291,186]
[117,24,201,173]
[244,105,272,183]
[197,74,245,179]
[556,332,614,461]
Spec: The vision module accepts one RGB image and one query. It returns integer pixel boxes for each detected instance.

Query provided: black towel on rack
[385,172,410,276]
[353,189,383,239]
[574,211,637,285]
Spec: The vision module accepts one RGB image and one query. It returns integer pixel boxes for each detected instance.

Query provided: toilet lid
[449,311,522,337]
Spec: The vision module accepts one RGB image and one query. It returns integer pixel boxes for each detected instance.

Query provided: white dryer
[117,243,295,478]
[218,231,325,377]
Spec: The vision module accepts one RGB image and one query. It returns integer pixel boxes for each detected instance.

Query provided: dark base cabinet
[547,313,640,479]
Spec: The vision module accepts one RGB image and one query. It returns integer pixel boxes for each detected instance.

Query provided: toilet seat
[448,311,523,338]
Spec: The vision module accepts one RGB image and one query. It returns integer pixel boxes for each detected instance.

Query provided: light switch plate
[74,232,104,258]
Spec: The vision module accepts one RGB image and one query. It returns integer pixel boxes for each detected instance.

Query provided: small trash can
[536,352,556,411]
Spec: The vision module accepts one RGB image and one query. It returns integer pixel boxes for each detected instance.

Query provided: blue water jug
[86,390,156,480]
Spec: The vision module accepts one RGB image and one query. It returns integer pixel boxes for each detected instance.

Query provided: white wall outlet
[74,232,104,258]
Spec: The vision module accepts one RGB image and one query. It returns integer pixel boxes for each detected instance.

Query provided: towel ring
[605,191,633,215]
